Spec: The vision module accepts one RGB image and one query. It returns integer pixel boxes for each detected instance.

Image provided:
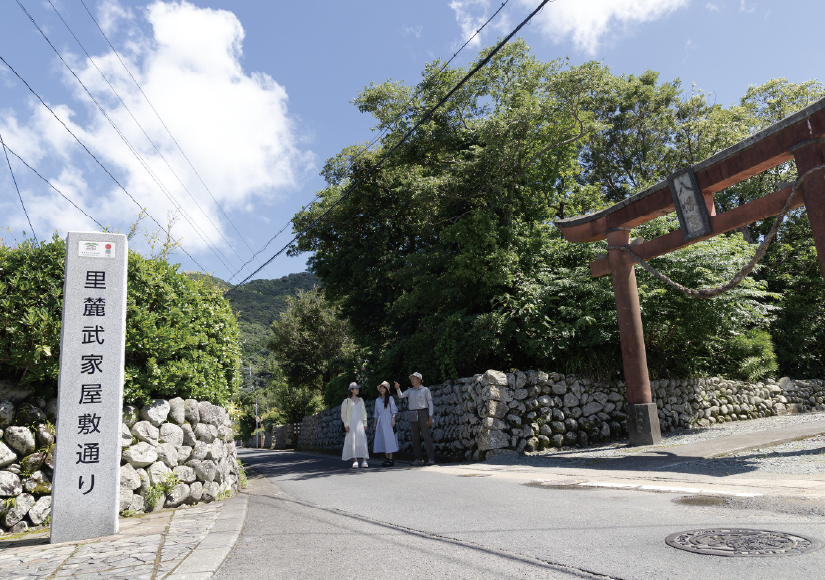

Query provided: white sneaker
[361,461,369,468]
[352,461,359,468]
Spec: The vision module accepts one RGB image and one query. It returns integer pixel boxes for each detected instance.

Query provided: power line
[78,0,276,280]
[1,141,106,231]
[225,0,514,283]
[0,53,210,273]
[48,0,264,280]
[44,0,254,276]
[0,128,38,245]
[16,0,237,275]
[227,0,554,294]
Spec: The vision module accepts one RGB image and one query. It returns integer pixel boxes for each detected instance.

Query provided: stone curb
[165,493,249,580]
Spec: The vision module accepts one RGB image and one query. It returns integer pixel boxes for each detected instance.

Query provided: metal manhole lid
[666,528,822,557]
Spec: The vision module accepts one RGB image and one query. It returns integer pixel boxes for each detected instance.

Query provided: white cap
[409,372,422,380]
[348,382,360,391]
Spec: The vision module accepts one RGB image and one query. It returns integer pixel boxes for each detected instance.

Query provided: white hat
[348,382,360,391]
[409,372,422,380]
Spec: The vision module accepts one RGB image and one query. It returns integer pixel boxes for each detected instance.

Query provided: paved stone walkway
[0,497,244,580]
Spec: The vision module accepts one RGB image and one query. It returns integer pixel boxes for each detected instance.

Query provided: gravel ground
[721,495,825,517]
[517,410,825,465]
[662,434,825,476]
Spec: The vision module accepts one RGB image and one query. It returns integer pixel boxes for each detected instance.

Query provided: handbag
[407,409,421,422]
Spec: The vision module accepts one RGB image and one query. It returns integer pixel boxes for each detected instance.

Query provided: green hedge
[0,235,241,405]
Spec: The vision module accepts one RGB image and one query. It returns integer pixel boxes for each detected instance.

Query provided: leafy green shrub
[762,214,825,378]
[718,329,778,381]
[0,235,241,405]
[273,382,323,423]
[145,472,181,510]
[495,228,777,380]
[237,459,248,489]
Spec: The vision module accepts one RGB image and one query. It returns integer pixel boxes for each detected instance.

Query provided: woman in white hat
[373,381,398,466]
[341,382,369,468]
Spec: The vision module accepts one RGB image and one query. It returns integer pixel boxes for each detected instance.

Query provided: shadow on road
[484,443,825,477]
[238,448,420,481]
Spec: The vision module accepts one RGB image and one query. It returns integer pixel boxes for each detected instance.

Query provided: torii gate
[555,97,825,446]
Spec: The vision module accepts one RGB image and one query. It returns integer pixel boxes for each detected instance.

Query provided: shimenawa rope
[607,164,825,299]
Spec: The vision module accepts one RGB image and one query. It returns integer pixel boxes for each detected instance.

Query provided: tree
[267,287,355,391]
[0,234,242,405]
[292,41,607,382]
[291,39,821,384]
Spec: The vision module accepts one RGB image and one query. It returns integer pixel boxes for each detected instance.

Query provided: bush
[718,329,778,381]
[0,235,241,405]
[273,382,322,424]
[494,228,778,380]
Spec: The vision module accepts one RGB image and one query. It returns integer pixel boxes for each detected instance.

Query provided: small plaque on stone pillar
[51,232,127,544]
[667,167,712,241]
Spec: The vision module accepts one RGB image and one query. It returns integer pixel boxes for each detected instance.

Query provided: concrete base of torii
[626,403,662,446]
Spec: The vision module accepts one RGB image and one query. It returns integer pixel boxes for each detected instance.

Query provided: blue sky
[1,0,822,282]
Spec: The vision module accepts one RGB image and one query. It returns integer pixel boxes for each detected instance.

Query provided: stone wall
[269,424,298,449]
[296,370,825,461]
[0,392,239,535]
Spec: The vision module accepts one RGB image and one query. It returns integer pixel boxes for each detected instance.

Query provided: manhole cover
[666,529,822,557]
[673,496,727,507]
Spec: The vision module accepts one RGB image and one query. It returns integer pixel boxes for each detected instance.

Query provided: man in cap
[394,372,435,466]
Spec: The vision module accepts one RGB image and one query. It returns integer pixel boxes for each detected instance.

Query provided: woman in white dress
[372,381,399,467]
[341,382,369,468]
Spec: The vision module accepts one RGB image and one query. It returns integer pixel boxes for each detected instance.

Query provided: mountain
[188,271,320,372]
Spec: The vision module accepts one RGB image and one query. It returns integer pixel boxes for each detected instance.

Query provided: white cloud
[683,38,697,63]
[522,0,690,55]
[98,0,134,35]
[0,0,312,256]
[740,0,756,13]
[402,25,423,38]
[448,0,510,49]
[706,2,720,11]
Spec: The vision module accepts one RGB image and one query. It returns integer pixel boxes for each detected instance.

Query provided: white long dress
[342,399,369,461]
[373,396,399,454]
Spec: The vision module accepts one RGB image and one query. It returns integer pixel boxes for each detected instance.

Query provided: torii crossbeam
[555,97,825,446]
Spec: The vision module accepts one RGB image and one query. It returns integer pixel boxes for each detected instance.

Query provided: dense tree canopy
[0,234,242,405]
[289,40,823,393]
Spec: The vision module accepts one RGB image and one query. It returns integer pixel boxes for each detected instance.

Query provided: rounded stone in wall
[123,442,158,468]
[0,472,22,497]
[184,399,200,426]
[159,423,184,447]
[165,483,190,508]
[140,399,170,427]
[0,401,16,429]
[188,481,204,504]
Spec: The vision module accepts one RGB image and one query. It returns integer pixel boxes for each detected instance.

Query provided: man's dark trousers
[410,409,434,462]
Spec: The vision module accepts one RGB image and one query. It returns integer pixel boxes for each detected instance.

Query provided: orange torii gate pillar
[555,97,825,446]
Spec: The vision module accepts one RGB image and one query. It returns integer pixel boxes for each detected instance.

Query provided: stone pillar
[606,229,661,446]
[792,139,825,281]
[51,232,127,543]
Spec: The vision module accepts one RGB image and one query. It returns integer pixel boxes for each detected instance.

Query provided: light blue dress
[373,396,399,454]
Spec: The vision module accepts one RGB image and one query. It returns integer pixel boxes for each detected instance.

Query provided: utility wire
[17,0,235,275]
[0,53,210,273]
[1,141,106,230]
[11,3,218,274]
[227,0,554,294]
[78,0,276,280]
[0,129,38,245]
[225,0,514,283]
[45,0,253,276]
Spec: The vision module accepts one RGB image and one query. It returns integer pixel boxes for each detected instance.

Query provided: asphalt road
[213,449,825,580]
